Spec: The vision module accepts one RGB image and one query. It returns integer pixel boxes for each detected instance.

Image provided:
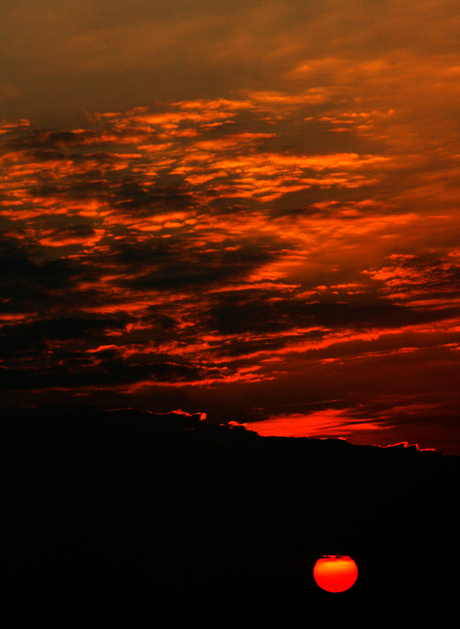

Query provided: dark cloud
[209,296,451,336]
[113,239,280,291]
[112,181,193,214]
[0,316,126,359]
[0,236,82,293]
[0,359,200,391]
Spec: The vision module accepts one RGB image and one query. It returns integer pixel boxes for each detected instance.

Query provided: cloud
[362,252,460,307]
[2,0,458,127]
[1,67,460,454]
[243,408,388,438]
[0,360,200,392]
[208,295,448,337]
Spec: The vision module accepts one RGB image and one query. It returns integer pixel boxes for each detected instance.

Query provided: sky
[1,0,460,453]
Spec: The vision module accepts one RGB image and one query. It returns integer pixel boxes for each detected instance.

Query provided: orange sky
[1,1,460,453]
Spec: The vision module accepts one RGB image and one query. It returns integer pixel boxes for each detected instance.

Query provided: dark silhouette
[2,406,459,622]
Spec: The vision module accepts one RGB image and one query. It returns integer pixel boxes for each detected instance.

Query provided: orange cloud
[248,89,330,106]
[243,409,388,438]
[38,229,105,248]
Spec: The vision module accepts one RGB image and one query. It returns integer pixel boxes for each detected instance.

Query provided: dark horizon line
[2,403,457,457]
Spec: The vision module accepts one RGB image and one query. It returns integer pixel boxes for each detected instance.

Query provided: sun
[313,555,358,593]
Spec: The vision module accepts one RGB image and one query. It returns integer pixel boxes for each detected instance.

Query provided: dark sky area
[1,0,460,453]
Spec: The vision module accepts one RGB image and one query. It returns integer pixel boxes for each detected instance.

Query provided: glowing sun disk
[313,555,358,593]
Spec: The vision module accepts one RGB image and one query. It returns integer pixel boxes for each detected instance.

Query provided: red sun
[313,555,358,593]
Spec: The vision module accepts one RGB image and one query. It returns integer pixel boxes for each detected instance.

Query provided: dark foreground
[2,407,459,623]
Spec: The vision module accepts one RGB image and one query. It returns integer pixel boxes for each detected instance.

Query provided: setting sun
[313,555,358,593]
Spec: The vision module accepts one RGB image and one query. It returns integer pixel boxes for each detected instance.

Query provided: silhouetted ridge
[2,406,459,623]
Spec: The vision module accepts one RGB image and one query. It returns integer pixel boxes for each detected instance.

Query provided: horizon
[1,0,460,455]
[1,404,457,455]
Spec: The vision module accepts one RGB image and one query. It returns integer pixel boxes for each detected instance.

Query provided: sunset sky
[1,0,460,453]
